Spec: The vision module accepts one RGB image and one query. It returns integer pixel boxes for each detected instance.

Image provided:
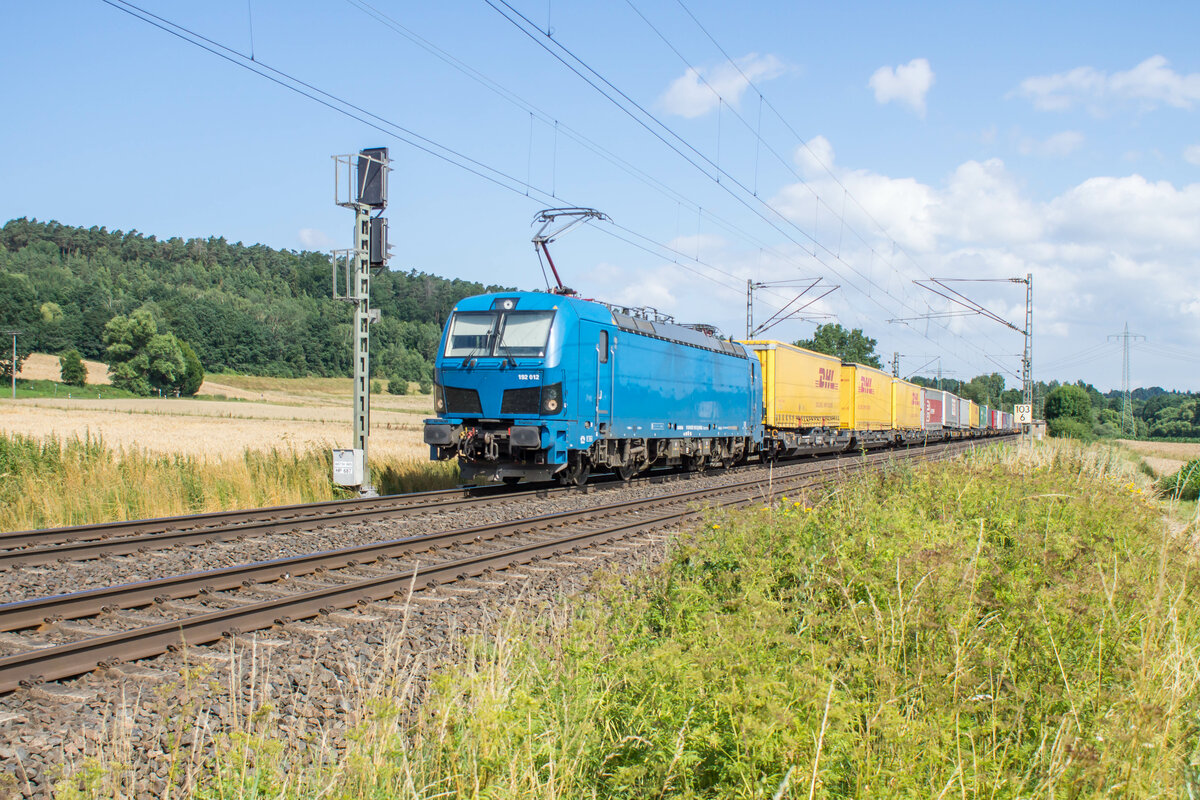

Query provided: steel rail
[0,439,992,693]
[0,443,800,565]
[0,434,989,566]
[0,486,500,549]
[0,481,603,567]
[0,446,900,631]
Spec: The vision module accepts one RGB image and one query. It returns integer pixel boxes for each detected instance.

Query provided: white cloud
[1018,130,1084,157]
[762,135,1200,389]
[660,54,785,119]
[868,58,934,117]
[1014,55,1200,114]
[298,228,335,250]
[1185,144,1200,166]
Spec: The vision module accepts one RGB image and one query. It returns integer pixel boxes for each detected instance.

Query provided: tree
[178,340,204,396]
[59,348,87,387]
[1,218,504,381]
[793,323,882,369]
[0,273,37,381]
[104,310,188,395]
[145,332,186,392]
[960,373,1006,408]
[1043,385,1092,439]
[104,310,158,395]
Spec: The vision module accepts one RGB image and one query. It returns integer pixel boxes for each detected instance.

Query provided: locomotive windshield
[444,310,554,359]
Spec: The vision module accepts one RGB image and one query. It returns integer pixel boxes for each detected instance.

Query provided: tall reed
[0,432,458,531]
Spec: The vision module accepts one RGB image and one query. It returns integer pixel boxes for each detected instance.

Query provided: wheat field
[7,356,432,460]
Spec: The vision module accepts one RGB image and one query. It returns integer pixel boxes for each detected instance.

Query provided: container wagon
[840,362,893,447]
[892,378,925,443]
[740,340,849,457]
[923,388,946,437]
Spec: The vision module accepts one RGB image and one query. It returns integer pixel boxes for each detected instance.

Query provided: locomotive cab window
[496,310,554,357]
[444,310,554,359]
[598,330,608,363]
[444,311,498,358]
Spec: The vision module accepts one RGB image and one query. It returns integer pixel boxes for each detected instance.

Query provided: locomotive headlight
[433,383,446,413]
[540,383,562,415]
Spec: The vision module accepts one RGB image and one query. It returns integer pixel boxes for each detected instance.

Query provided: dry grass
[0,402,429,461]
[1117,439,1200,460]
[16,352,110,385]
[199,374,426,409]
[1116,439,1200,478]
[0,432,458,531]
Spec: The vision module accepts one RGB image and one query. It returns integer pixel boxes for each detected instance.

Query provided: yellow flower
[712,524,720,530]
[804,507,814,513]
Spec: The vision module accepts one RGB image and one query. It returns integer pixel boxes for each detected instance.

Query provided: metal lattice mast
[352,204,371,462]
[1022,273,1033,409]
[1108,322,1145,436]
[332,148,390,494]
[742,278,837,340]
[746,279,753,339]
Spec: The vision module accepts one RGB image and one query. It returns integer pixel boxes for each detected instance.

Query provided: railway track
[0,484,522,566]
[0,437,997,695]
[0,435,1008,568]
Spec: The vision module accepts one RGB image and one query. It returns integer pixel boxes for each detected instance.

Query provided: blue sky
[3,0,1199,391]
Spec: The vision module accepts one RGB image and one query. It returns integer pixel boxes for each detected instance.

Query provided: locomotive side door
[595,328,613,435]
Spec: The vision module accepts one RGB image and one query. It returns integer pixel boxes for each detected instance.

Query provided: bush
[1048,417,1095,441]
[1158,459,1200,500]
[371,380,382,394]
[58,349,87,387]
[178,341,204,396]
[1043,384,1092,425]
[386,377,408,395]
[418,378,432,394]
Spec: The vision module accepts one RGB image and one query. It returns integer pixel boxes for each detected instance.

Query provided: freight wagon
[840,362,894,447]
[923,388,944,432]
[892,378,925,442]
[740,340,850,457]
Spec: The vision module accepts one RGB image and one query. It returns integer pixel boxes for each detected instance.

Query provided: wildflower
[711,524,720,530]
[804,507,814,513]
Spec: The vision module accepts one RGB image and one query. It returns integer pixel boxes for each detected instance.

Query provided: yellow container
[891,379,923,430]
[968,400,980,429]
[740,340,842,429]
[840,363,892,431]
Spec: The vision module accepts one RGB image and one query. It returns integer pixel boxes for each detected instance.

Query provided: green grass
[2,378,143,400]
[54,440,1200,798]
[1158,460,1200,501]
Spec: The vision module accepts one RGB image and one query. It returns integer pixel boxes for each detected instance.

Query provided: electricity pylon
[1108,322,1145,436]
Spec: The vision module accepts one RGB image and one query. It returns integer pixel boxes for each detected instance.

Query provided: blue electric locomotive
[423,291,763,485]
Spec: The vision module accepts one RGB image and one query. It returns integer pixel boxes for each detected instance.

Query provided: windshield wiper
[460,330,495,367]
[493,314,517,367]
[496,340,518,368]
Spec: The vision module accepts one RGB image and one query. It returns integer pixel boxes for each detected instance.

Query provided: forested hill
[0,218,511,381]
